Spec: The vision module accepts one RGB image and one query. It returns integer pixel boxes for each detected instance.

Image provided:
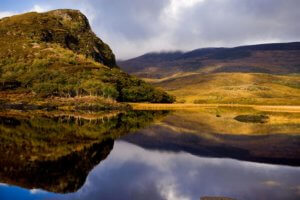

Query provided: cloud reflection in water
[58,141,300,200]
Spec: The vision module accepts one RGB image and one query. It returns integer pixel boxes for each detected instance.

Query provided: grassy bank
[130,103,300,113]
[0,92,130,111]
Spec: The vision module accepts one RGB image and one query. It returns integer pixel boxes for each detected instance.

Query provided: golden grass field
[130,103,300,113]
[146,72,300,105]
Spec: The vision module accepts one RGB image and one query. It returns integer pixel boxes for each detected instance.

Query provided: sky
[0,0,300,59]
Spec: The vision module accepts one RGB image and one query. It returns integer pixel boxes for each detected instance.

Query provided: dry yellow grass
[130,103,300,113]
[148,73,300,105]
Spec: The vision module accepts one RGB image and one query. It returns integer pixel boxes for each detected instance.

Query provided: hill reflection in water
[64,141,300,200]
[0,110,169,193]
[1,141,300,200]
[0,108,299,200]
[123,108,300,166]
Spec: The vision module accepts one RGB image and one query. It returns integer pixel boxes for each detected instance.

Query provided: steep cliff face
[0,9,175,105]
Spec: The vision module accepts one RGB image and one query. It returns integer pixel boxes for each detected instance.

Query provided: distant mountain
[119,42,300,78]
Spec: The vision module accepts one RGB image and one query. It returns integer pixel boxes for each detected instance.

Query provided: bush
[33,82,58,97]
[194,99,207,104]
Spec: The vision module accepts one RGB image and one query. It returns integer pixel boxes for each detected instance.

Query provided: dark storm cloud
[2,0,299,58]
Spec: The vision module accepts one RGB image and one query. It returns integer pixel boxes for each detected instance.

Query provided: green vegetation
[234,114,269,123]
[0,110,169,193]
[0,9,174,110]
[0,110,168,160]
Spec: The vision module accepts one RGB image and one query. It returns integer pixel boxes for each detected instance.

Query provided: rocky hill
[0,9,174,110]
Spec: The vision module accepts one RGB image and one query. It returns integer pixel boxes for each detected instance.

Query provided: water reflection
[0,108,299,200]
[62,141,300,200]
[123,109,300,166]
[124,125,300,166]
[0,110,169,193]
[0,138,113,193]
[1,141,300,200]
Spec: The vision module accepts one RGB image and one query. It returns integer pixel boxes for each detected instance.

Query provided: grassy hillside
[119,42,300,78]
[150,73,300,105]
[0,9,174,110]
[119,42,300,105]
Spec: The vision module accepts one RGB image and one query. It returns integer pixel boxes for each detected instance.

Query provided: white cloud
[0,5,49,20]
[167,0,205,18]
[30,5,50,13]
[0,11,16,19]
[159,183,190,200]
[30,188,47,194]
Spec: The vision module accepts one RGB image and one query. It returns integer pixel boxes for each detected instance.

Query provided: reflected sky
[1,141,300,200]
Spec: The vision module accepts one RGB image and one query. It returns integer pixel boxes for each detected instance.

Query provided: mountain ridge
[119,42,300,78]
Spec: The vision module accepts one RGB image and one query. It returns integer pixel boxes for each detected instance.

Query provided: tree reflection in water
[0,110,169,193]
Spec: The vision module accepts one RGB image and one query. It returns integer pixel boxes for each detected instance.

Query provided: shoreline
[129,103,300,113]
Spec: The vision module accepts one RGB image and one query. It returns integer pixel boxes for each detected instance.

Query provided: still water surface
[0,109,299,200]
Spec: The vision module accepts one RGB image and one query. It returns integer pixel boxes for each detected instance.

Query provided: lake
[0,108,300,200]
